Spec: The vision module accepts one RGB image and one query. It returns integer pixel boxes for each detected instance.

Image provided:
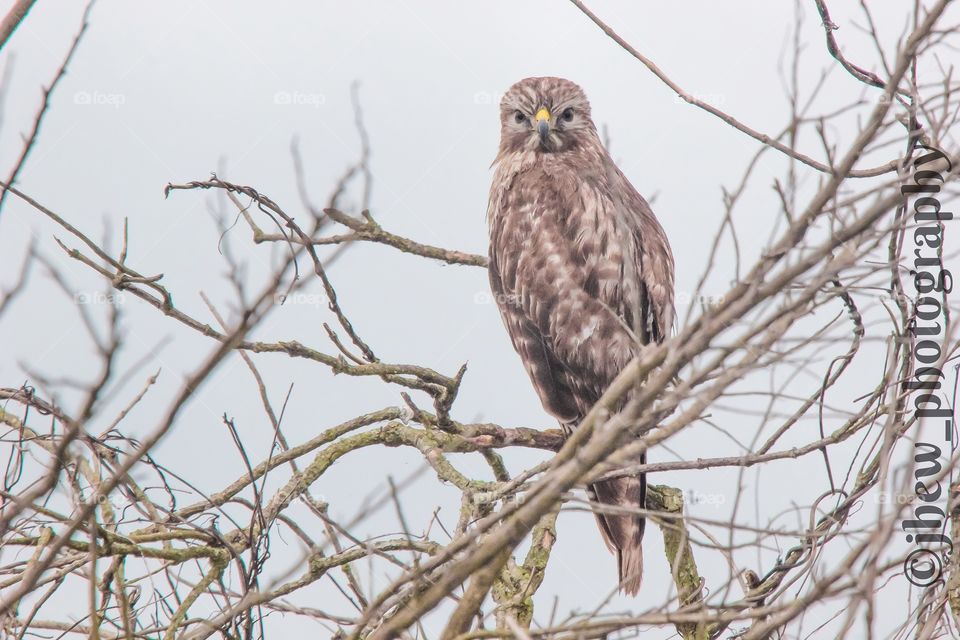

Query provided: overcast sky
[1,1,958,637]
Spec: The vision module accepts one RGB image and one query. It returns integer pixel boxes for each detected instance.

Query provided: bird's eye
[514,110,526,124]
[561,107,575,122]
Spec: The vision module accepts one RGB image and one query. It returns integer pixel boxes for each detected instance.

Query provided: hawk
[486,77,675,595]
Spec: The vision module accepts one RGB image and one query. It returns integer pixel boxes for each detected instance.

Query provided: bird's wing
[610,164,676,346]
[488,259,580,423]
[488,175,643,420]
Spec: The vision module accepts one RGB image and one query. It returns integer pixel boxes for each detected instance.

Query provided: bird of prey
[486,77,675,595]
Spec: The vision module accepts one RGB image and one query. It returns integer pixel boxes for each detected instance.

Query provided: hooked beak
[534,107,551,142]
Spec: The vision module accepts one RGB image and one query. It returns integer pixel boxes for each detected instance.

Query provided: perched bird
[486,77,675,595]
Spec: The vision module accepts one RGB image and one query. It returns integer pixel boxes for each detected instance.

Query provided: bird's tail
[587,454,646,595]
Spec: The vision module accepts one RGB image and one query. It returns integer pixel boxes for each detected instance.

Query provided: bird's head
[498,77,597,154]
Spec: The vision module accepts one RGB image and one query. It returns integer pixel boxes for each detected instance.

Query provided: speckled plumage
[487,77,674,595]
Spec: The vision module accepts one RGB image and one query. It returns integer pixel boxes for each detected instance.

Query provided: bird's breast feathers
[489,152,641,308]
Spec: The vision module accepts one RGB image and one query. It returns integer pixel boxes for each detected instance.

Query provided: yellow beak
[534,107,551,141]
